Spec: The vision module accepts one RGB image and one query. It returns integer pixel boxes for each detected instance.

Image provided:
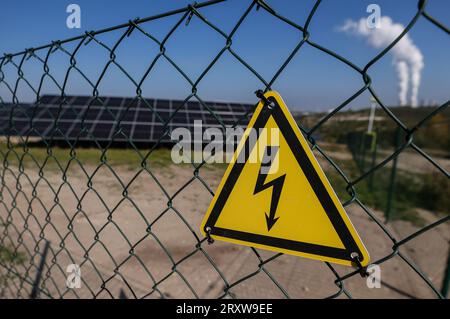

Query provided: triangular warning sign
[200,91,370,267]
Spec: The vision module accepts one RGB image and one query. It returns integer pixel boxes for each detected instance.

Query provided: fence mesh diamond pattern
[0,0,449,299]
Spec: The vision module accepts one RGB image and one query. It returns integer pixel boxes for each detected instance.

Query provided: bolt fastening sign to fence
[201,91,370,267]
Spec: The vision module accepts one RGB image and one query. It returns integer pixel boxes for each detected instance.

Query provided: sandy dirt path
[0,157,448,299]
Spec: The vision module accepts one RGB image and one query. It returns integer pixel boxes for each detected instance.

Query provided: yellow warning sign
[200,91,370,267]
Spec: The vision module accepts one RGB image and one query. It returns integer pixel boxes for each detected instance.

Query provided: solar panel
[39,95,56,104]
[107,97,123,107]
[0,95,255,143]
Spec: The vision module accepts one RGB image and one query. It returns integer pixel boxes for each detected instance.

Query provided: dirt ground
[0,152,448,299]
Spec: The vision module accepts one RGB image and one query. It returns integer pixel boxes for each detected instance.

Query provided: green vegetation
[416,172,450,214]
[304,106,450,226]
[0,246,26,265]
[0,142,228,173]
[298,106,450,152]
[0,245,26,289]
[0,143,176,171]
[323,152,449,226]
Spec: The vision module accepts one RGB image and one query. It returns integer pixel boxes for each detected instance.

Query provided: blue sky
[0,0,448,111]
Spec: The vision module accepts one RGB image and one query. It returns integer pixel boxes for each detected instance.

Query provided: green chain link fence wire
[0,0,449,299]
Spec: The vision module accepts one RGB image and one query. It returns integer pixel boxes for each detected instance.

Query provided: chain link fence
[0,0,449,299]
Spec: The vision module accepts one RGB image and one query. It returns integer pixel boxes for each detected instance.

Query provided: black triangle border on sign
[203,96,363,264]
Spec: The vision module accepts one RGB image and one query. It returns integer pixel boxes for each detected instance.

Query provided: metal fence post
[30,240,50,299]
[385,128,400,223]
[360,133,367,173]
[368,132,378,192]
[442,246,450,298]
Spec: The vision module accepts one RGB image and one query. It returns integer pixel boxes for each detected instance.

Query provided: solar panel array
[0,95,254,144]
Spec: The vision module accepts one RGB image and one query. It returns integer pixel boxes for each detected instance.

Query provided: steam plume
[339,16,424,107]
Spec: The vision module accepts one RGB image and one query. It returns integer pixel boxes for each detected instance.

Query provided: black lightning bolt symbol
[253,146,286,231]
